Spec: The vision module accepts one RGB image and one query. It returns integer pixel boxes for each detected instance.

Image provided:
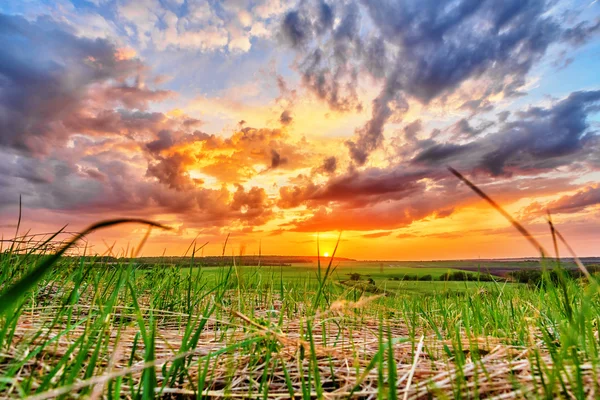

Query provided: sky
[0,0,600,260]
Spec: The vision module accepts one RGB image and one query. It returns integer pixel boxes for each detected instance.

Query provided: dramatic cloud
[546,185,600,214]
[230,185,274,225]
[411,90,600,176]
[362,231,392,239]
[283,179,462,232]
[142,126,313,184]
[146,152,197,190]
[282,2,363,113]
[412,143,474,165]
[279,110,293,125]
[562,18,600,46]
[0,13,291,232]
[0,142,278,230]
[279,166,433,210]
[275,86,600,233]
[282,0,563,164]
[276,166,454,231]
[524,185,600,216]
[315,156,337,175]
[0,14,170,155]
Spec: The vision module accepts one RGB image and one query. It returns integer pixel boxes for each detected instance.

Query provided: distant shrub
[478,274,496,282]
[389,272,494,282]
[587,265,600,274]
[440,271,469,281]
[349,273,361,281]
[508,267,600,286]
[439,271,497,282]
[388,274,433,281]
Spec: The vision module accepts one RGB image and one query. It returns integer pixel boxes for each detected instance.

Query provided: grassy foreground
[1,242,600,399]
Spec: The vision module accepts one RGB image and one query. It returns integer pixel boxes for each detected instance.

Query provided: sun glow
[323,252,329,257]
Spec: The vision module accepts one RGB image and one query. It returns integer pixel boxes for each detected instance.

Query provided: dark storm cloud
[460,98,494,114]
[277,85,600,233]
[279,110,293,125]
[0,148,105,210]
[497,111,511,123]
[146,152,196,191]
[562,18,600,45]
[309,167,425,204]
[0,14,283,230]
[0,142,277,229]
[146,130,175,153]
[447,118,495,141]
[317,156,337,174]
[361,0,560,100]
[65,110,171,137]
[411,90,600,176]
[350,0,561,164]
[451,119,493,139]
[362,37,387,79]
[346,90,407,165]
[269,149,288,169]
[479,90,600,175]
[282,1,362,113]
[454,119,477,136]
[85,151,275,227]
[412,143,474,164]
[230,185,274,225]
[403,120,423,141]
[0,151,54,187]
[282,0,563,165]
[277,161,584,233]
[315,0,334,34]
[0,13,169,155]
[278,166,433,211]
[283,183,463,231]
[281,11,312,48]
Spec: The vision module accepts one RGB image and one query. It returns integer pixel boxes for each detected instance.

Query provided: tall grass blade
[0,219,170,315]
[448,167,548,256]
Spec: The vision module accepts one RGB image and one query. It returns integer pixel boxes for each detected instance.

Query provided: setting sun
[323,252,330,258]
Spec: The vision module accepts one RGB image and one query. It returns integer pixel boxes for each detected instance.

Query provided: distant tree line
[388,271,496,282]
[388,265,600,284]
[128,256,314,267]
[388,274,433,281]
[509,265,600,285]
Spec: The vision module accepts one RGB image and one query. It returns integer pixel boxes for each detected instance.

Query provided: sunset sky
[1,0,600,260]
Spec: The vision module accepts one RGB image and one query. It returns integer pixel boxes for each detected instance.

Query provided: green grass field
[177,263,508,296]
[1,224,599,399]
[180,262,457,282]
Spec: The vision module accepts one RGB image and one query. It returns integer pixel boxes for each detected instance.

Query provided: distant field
[179,261,509,294]
[328,259,581,276]
[178,257,586,280]
[181,261,461,281]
